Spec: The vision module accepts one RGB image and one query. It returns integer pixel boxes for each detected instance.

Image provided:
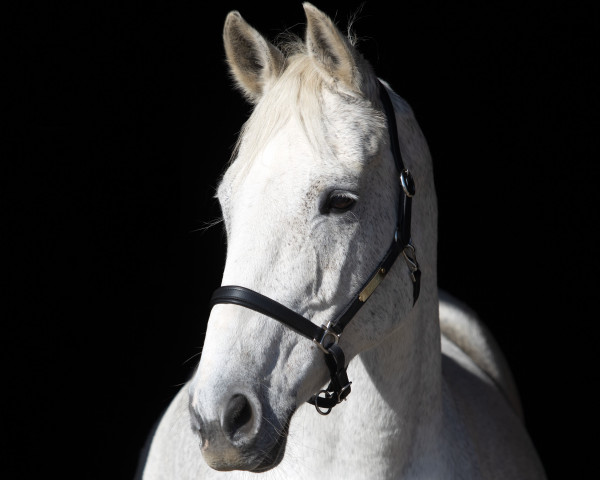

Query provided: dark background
[7,1,597,478]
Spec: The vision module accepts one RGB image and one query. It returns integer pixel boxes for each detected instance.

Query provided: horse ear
[303,2,360,89]
[223,11,286,103]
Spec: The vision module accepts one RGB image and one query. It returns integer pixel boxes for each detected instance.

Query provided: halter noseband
[209,81,421,415]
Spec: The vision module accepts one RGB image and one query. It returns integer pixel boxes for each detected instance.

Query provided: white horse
[140,4,546,479]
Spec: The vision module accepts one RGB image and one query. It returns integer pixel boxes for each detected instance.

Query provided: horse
[139,4,547,479]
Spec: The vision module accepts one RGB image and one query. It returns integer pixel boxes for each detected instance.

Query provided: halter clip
[402,243,420,283]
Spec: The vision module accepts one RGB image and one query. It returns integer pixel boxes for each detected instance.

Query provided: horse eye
[326,193,357,213]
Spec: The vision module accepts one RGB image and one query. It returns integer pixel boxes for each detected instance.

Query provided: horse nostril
[222,394,255,442]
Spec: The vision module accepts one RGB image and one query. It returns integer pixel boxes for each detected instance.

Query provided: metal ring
[314,390,333,415]
[400,169,416,198]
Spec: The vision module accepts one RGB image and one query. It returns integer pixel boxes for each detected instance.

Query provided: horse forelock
[226,50,384,188]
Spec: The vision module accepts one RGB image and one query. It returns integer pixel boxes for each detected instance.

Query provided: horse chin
[249,408,292,472]
[250,425,289,472]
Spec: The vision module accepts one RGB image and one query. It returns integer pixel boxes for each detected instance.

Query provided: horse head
[188,3,426,472]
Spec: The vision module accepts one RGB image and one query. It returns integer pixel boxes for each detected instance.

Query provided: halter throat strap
[209,81,420,414]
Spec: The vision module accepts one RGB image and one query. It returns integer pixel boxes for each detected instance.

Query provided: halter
[210,81,421,415]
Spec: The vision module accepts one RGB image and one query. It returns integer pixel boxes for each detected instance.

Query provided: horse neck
[353,96,443,463]
[308,285,442,476]
[356,283,442,436]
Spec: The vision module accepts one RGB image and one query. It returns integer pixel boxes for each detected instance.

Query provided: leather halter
[210,81,421,415]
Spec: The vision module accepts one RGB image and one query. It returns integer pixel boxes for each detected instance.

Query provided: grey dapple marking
[141,4,546,479]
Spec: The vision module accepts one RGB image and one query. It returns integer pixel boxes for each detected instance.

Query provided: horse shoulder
[439,289,547,479]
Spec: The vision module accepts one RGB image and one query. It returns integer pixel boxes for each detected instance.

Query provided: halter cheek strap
[209,81,421,414]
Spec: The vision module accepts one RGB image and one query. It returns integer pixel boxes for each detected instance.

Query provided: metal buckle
[313,321,340,354]
[402,243,419,283]
[313,382,352,415]
[337,382,352,403]
[400,169,416,197]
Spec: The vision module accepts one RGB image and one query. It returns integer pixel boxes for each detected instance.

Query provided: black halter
[209,81,421,415]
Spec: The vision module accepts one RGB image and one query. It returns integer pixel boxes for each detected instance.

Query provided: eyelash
[324,191,358,213]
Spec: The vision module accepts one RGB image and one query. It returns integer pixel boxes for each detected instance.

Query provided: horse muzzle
[189,388,290,472]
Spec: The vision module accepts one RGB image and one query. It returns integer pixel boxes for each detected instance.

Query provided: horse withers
[139,4,547,479]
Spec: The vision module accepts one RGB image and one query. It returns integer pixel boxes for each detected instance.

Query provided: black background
[7,1,598,478]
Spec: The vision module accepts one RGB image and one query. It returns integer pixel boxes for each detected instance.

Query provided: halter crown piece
[209,82,421,415]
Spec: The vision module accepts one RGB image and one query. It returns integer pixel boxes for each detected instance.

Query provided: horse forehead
[222,91,383,199]
[234,126,319,196]
[256,124,316,176]
[223,133,341,208]
[320,89,385,161]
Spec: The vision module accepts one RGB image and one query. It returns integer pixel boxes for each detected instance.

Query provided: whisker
[189,217,223,234]
[181,349,203,366]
